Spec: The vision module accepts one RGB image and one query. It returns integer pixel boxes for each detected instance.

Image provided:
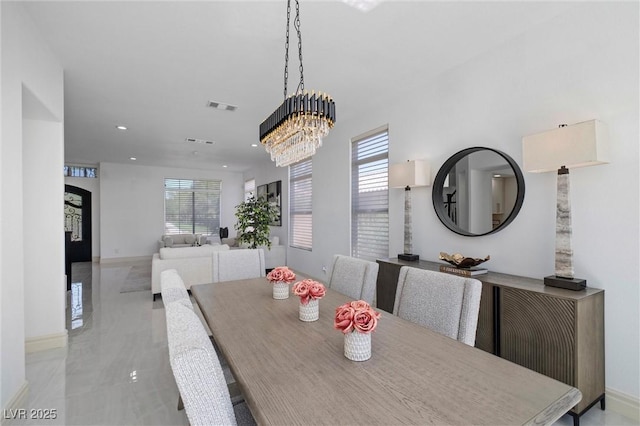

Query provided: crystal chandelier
[259,0,336,167]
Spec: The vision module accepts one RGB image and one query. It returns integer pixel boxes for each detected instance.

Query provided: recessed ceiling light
[342,0,382,12]
[116,125,128,130]
[222,165,228,168]
[494,174,501,178]
[130,157,137,161]
[251,143,258,147]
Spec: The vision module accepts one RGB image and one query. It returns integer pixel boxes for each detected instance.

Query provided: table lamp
[522,119,609,290]
[389,160,430,261]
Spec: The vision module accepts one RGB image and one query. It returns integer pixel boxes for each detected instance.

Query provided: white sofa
[260,244,286,270]
[158,234,206,250]
[221,235,286,270]
[151,244,230,300]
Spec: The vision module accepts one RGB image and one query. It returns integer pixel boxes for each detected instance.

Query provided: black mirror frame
[431,146,525,237]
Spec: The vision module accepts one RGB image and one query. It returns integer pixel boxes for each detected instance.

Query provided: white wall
[0,0,4,409]
[65,175,101,260]
[242,161,288,248]
[23,118,65,340]
[99,162,244,260]
[1,2,64,409]
[287,2,639,399]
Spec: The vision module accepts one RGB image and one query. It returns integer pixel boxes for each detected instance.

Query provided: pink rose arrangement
[334,300,381,334]
[267,266,296,284]
[292,279,326,305]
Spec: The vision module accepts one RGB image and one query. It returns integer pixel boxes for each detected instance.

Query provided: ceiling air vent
[185,138,215,145]
[207,100,238,112]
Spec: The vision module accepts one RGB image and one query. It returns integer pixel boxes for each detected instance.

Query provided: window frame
[289,158,313,251]
[64,165,98,178]
[163,178,222,236]
[350,125,390,261]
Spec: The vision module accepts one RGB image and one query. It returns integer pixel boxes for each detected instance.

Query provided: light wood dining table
[191,277,581,425]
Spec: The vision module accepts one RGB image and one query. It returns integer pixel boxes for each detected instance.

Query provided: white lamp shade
[389,160,431,188]
[522,119,609,173]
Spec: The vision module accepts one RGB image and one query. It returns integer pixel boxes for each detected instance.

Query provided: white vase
[299,298,319,322]
[272,282,289,299]
[344,331,371,361]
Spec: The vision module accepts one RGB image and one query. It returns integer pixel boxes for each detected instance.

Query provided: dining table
[191,277,581,425]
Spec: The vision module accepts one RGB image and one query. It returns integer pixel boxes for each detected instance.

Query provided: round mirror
[432,147,525,236]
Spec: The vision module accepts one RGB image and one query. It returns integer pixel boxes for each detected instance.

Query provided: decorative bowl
[439,252,490,269]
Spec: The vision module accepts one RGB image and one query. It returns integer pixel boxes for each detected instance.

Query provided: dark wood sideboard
[376,258,605,426]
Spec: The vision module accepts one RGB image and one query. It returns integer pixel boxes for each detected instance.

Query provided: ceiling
[22,1,573,173]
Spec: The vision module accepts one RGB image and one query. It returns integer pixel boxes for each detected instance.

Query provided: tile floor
[8,260,188,425]
[6,260,637,425]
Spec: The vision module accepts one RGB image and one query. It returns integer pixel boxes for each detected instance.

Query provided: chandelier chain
[283,0,291,99]
[283,0,304,99]
[294,0,304,94]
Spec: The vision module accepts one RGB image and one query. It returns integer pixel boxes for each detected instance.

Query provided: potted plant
[234,196,280,249]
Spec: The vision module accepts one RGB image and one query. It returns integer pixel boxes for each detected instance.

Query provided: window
[351,127,389,260]
[64,165,97,178]
[244,178,256,201]
[289,158,312,250]
[164,178,221,235]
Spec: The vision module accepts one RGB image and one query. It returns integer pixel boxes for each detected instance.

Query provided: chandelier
[259,0,336,167]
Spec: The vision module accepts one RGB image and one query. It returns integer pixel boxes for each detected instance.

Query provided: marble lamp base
[544,275,586,291]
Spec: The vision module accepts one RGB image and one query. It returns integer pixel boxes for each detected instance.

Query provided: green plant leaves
[234,196,280,249]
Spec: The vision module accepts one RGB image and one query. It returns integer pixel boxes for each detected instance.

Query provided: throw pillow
[164,236,174,248]
[184,234,196,245]
[222,237,238,247]
[208,235,222,245]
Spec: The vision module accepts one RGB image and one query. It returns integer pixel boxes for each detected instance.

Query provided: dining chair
[162,269,244,406]
[213,249,266,283]
[165,302,255,425]
[393,266,482,346]
[327,255,378,305]
[160,269,192,307]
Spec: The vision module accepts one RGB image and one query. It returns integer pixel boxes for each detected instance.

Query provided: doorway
[64,185,92,262]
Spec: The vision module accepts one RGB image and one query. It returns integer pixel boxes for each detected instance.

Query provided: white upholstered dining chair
[165,302,254,425]
[162,269,245,406]
[327,255,378,305]
[393,266,482,346]
[160,269,192,307]
[213,249,266,283]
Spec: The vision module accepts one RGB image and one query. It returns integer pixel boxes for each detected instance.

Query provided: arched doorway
[64,185,92,262]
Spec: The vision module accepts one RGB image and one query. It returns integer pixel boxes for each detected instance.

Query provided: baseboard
[0,381,29,425]
[25,331,68,353]
[99,255,152,264]
[606,387,640,422]
[92,256,100,263]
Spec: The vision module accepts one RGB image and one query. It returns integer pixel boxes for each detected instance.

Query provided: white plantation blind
[351,127,389,260]
[289,159,312,250]
[164,178,221,235]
